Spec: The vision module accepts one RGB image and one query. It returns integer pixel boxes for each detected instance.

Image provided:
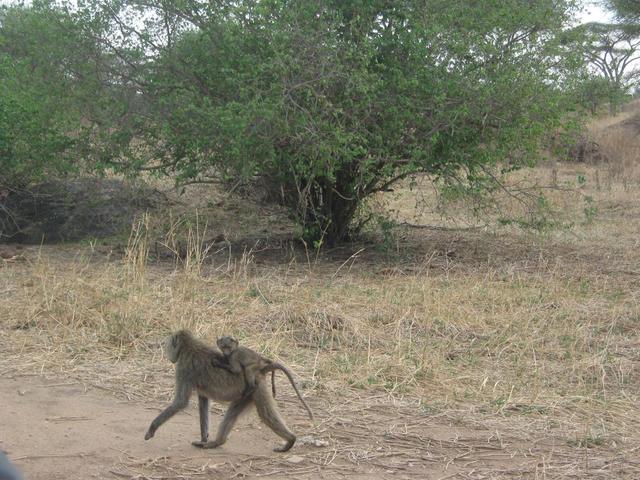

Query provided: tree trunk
[300,182,359,247]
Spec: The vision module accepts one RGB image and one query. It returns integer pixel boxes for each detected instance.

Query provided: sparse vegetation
[1,1,639,478]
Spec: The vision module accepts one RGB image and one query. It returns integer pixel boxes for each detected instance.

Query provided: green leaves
[102,0,584,243]
[0,47,75,185]
[2,0,585,245]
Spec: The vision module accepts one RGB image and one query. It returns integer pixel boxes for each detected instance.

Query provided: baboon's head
[217,336,239,356]
[164,330,190,363]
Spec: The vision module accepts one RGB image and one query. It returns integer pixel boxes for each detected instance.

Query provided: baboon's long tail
[262,363,313,420]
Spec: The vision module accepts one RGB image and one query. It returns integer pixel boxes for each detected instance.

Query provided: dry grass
[2,189,639,421]
[586,104,640,185]
[1,108,640,478]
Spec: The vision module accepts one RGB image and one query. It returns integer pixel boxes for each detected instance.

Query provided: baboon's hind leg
[254,382,296,452]
[192,396,252,449]
[198,395,209,442]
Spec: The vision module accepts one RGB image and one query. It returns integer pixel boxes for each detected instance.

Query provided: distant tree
[574,75,616,114]
[83,0,583,245]
[579,22,640,113]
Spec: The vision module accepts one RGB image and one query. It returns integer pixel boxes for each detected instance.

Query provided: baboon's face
[164,334,180,363]
[217,336,238,356]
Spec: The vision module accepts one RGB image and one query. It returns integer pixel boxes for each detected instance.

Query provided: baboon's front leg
[145,383,191,440]
[198,395,209,442]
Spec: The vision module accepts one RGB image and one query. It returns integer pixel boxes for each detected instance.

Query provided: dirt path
[1,376,634,480]
[1,375,317,480]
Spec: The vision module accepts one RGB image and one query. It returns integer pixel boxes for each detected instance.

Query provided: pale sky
[579,1,615,23]
[0,0,619,24]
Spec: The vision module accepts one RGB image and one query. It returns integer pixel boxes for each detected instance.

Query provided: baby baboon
[145,330,298,452]
[217,336,313,420]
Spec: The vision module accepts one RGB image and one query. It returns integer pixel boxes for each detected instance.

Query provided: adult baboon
[217,336,313,420]
[144,330,297,452]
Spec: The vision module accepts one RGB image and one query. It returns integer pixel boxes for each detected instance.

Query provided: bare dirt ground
[1,373,636,480]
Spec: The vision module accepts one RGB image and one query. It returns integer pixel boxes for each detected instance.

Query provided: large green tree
[90,0,583,245]
[11,0,582,245]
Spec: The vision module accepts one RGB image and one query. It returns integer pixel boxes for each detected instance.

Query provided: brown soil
[1,375,633,480]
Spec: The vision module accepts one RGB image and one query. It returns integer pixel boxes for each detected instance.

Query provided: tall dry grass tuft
[124,214,150,285]
[182,213,214,277]
[160,211,215,278]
